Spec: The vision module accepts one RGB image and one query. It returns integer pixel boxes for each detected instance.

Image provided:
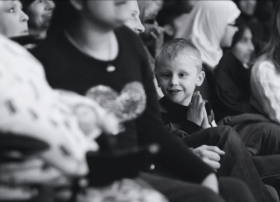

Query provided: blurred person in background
[22,0,55,39]
[0,0,29,37]
[214,22,256,121]
[175,1,240,69]
[235,0,274,54]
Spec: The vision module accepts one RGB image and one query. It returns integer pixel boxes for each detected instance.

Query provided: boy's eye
[179,73,187,78]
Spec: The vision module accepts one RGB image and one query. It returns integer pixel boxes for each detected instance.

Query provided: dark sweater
[214,53,256,121]
[159,96,215,136]
[32,26,213,183]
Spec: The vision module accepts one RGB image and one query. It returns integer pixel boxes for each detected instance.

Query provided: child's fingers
[197,91,203,104]
[199,100,205,115]
[192,92,199,107]
[204,146,225,155]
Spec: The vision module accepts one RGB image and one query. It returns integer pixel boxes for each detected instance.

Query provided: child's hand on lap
[187,92,205,126]
[192,145,225,170]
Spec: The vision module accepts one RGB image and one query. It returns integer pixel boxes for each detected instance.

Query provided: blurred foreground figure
[0,33,120,201]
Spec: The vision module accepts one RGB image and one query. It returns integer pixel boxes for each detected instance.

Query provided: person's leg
[235,122,280,155]
[183,126,275,202]
[139,172,225,202]
[219,177,257,202]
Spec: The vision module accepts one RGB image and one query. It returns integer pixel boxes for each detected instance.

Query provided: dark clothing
[219,113,280,156]
[158,97,274,202]
[32,26,213,184]
[141,173,256,202]
[214,53,257,121]
[159,96,215,135]
[32,26,259,202]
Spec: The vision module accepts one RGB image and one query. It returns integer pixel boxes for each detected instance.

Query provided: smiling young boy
[156,38,216,136]
[154,39,278,202]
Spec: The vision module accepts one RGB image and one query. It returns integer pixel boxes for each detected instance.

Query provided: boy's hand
[201,106,211,129]
[192,145,225,170]
[187,92,205,126]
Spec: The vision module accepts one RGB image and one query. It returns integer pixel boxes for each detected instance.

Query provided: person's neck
[66,16,118,61]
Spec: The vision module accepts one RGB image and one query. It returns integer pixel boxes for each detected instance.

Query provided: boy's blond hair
[155,38,203,72]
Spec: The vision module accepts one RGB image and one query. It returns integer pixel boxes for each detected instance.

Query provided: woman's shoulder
[215,53,240,72]
[252,57,277,77]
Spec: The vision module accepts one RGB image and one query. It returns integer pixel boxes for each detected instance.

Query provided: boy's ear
[70,0,83,11]
[196,71,205,87]
[163,24,174,37]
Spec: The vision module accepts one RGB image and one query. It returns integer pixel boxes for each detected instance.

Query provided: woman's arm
[251,60,280,124]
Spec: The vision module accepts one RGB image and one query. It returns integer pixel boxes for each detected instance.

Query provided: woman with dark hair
[250,1,280,125]
[31,1,258,202]
[214,22,256,121]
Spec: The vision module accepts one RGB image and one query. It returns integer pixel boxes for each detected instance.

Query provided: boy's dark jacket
[159,96,215,138]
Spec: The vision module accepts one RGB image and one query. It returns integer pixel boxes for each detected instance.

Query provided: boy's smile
[157,56,204,106]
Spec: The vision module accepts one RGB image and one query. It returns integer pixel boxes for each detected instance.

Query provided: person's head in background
[0,0,28,37]
[156,4,187,43]
[258,1,280,73]
[124,0,145,34]
[138,0,163,55]
[22,0,55,39]
[235,0,257,18]
[230,22,255,67]
[155,39,205,106]
[175,1,240,69]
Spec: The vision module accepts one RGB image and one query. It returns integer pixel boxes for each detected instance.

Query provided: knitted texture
[251,60,280,124]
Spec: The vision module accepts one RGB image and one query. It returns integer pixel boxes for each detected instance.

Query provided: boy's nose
[169,76,179,86]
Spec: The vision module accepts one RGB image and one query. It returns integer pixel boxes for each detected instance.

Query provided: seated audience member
[0,32,140,201]
[32,1,257,202]
[0,0,28,37]
[234,0,273,54]
[155,38,277,202]
[156,4,187,43]
[214,22,257,121]
[175,1,240,69]
[251,1,280,125]
[125,0,163,98]
[22,0,55,39]
[138,0,164,68]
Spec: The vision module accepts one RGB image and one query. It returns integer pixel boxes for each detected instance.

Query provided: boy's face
[157,56,204,106]
[0,0,29,37]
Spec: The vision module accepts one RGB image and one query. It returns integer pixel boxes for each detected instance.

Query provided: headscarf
[175,0,240,68]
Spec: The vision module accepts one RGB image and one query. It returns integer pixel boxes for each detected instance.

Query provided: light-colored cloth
[77,178,168,202]
[0,33,119,177]
[250,59,280,124]
[175,0,240,68]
